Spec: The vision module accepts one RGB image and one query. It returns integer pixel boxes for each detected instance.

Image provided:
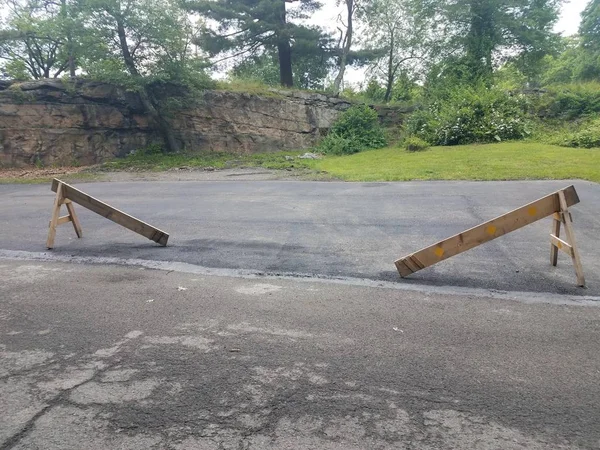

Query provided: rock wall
[0,80,409,167]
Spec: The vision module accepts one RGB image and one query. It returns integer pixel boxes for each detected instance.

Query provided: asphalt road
[2,260,600,449]
[1,180,599,296]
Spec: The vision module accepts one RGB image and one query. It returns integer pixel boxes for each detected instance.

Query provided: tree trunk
[466,0,494,81]
[383,31,395,102]
[116,15,180,152]
[332,0,353,95]
[278,40,293,87]
[277,0,294,87]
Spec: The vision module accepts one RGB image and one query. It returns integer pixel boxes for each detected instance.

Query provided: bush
[318,133,360,155]
[319,105,387,155]
[534,83,600,120]
[403,136,430,152]
[406,85,531,146]
[556,117,600,148]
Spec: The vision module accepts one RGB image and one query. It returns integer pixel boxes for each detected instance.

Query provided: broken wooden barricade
[394,185,585,287]
[47,179,169,249]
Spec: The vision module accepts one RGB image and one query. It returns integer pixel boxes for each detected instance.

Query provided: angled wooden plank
[51,179,169,246]
[395,185,579,278]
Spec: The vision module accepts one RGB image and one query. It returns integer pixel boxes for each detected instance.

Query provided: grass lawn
[2,141,598,184]
[313,142,600,182]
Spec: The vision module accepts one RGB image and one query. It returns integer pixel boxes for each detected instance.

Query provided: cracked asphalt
[1,179,600,449]
[2,259,600,449]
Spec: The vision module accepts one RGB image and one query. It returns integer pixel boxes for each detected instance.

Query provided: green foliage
[231,47,333,90]
[318,133,359,156]
[99,150,319,172]
[341,77,420,106]
[554,117,600,148]
[534,82,600,119]
[418,0,561,85]
[541,37,600,84]
[185,0,327,87]
[319,105,387,155]
[407,85,531,145]
[580,0,600,52]
[403,136,429,152]
[363,79,386,102]
[0,0,84,79]
[6,85,34,103]
[134,143,165,156]
[494,63,528,90]
[2,59,30,81]
[363,0,431,101]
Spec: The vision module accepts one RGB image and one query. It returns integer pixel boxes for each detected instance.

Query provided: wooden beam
[557,190,585,287]
[395,186,580,278]
[550,215,561,266]
[55,215,72,226]
[65,200,83,238]
[550,234,573,256]
[46,182,64,249]
[51,179,169,246]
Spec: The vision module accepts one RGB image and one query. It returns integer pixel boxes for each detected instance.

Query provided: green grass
[97,150,319,172]
[312,142,600,182]
[5,142,597,184]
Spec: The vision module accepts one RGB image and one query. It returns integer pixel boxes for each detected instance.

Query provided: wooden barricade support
[46,179,169,249]
[394,185,585,287]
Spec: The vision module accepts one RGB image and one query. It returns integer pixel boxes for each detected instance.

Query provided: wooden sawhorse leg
[550,191,585,287]
[46,182,83,249]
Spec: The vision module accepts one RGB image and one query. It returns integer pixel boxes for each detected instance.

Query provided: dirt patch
[0,166,92,180]
[0,167,336,183]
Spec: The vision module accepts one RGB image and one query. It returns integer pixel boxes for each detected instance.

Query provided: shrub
[406,85,531,146]
[319,133,360,155]
[534,82,600,119]
[556,117,600,148]
[319,105,387,155]
[403,136,429,152]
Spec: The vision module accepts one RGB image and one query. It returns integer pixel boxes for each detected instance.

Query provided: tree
[0,0,83,79]
[82,0,210,152]
[580,0,600,50]
[363,0,431,102]
[233,30,334,89]
[331,0,356,95]
[577,0,600,80]
[184,0,324,87]
[430,0,562,83]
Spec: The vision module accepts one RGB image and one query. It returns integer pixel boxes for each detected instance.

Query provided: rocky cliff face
[0,80,407,167]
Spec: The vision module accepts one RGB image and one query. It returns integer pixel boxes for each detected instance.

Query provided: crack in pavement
[0,361,119,450]
[0,329,147,450]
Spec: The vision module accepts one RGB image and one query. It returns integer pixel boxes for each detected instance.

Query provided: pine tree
[184,0,324,87]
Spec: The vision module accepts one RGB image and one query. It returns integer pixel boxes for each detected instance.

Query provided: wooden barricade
[395,185,585,286]
[47,179,169,249]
